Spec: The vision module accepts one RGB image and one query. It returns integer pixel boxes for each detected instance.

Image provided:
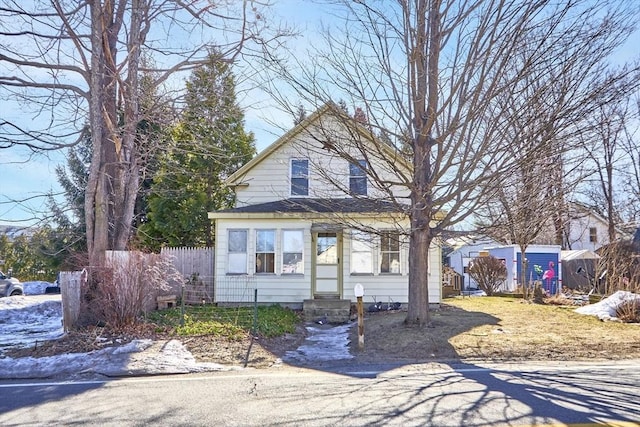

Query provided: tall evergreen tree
[139,54,256,251]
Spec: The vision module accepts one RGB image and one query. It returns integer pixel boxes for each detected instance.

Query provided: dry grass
[349,296,640,363]
[444,297,640,360]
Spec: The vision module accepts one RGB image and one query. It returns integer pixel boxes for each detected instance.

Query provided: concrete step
[303,299,351,324]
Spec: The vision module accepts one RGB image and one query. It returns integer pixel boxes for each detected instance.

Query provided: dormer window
[291,159,309,196]
[349,159,367,196]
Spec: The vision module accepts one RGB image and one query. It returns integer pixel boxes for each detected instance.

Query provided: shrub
[616,299,640,323]
[88,251,185,328]
[597,242,640,295]
[468,255,507,296]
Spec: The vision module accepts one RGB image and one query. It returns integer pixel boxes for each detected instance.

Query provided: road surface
[1,360,639,426]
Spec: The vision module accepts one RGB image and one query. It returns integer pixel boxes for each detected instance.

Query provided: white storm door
[314,232,341,295]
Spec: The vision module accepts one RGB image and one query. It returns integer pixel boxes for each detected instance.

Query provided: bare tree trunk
[86,1,109,268]
[113,0,144,250]
[407,218,433,324]
[404,0,440,326]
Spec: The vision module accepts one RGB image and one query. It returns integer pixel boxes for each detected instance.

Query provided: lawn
[350,296,640,362]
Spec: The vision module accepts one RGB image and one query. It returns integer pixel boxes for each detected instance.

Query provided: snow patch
[283,323,354,363]
[575,291,640,321]
[22,281,56,295]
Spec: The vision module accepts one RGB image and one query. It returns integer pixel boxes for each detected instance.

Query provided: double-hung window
[351,231,374,274]
[256,229,275,273]
[291,159,309,196]
[282,230,304,274]
[380,231,401,274]
[349,159,367,196]
[228,230,248,274]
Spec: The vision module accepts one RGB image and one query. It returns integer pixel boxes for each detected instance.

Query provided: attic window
[589,227,597,243]
[291,159,309,196]
[349,160,367,196]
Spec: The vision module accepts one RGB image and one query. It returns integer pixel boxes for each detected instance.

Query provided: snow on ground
[22,280,57,295]
[0,337,231,379]
[0,293,230,379]
[0,294,64,349]
[283,323,354,363]
[0,289,353,379]
[575,291,640,321]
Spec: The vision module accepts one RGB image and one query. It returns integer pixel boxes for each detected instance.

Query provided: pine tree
[139,54,255,251]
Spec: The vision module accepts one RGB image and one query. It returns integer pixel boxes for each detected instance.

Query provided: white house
[208,103,442,318]
[564,202,625,251]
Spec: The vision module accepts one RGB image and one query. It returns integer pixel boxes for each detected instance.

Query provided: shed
[448,243,562,294]
[561,249,600,291]
[486,245,562,294]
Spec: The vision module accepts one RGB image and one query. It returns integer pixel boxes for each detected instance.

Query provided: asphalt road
[1,360,639,426]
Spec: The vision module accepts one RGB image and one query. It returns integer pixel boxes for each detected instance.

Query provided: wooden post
[60,271,84,332]
[357,295,364,349]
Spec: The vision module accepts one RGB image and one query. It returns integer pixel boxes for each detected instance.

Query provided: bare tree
[620,100,640,224]
[0,1,285,268]
[259,0,640,325]
[474,18,640,295]
[579,100,631,243]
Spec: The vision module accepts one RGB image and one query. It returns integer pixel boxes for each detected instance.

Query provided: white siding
[215,218,314,304]
[567,212,611,251]
[233,116,410,207]
[215,217,441,304]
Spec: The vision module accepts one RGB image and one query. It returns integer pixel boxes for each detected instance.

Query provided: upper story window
[291,159,309,196]
[228,229,248,274]
[349,159,367,196]
[589,227,597,243]
[380,231,401,274]
[256,229,276,273]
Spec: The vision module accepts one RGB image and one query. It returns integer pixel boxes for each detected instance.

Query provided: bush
[616,299,640,323]
[468,255,507,296]
[597,242,640,295]
[148,304,301,338]
[87,251,185,328]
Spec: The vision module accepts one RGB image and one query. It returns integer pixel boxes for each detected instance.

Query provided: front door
[313,232,342,298]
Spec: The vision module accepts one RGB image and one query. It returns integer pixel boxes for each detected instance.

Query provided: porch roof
[211,198,408,216]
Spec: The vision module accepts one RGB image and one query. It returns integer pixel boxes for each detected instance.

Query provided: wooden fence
[161,247,214,304]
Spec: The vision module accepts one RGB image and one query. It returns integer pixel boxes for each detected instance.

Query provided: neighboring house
[446,237,498,291]
[0,225,34,241]
[563,202,626,251]
[448,242,562,294]
[208,103,442,314]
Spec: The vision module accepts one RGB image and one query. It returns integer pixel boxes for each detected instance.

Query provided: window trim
[290,158,309,196]
[227,229,248,275]
[282,229,304,275]
[349,159,367,196]
[255,229,276,274]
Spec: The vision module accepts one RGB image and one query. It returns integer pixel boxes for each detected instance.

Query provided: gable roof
[225,102,410,185]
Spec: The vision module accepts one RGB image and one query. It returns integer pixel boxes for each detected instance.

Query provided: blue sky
[1,0,638,226]
[0,0,329,226]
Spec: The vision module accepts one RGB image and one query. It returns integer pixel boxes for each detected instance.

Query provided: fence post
[252,288,258,335]
[180,282,185,327]
[60,271,83,332]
